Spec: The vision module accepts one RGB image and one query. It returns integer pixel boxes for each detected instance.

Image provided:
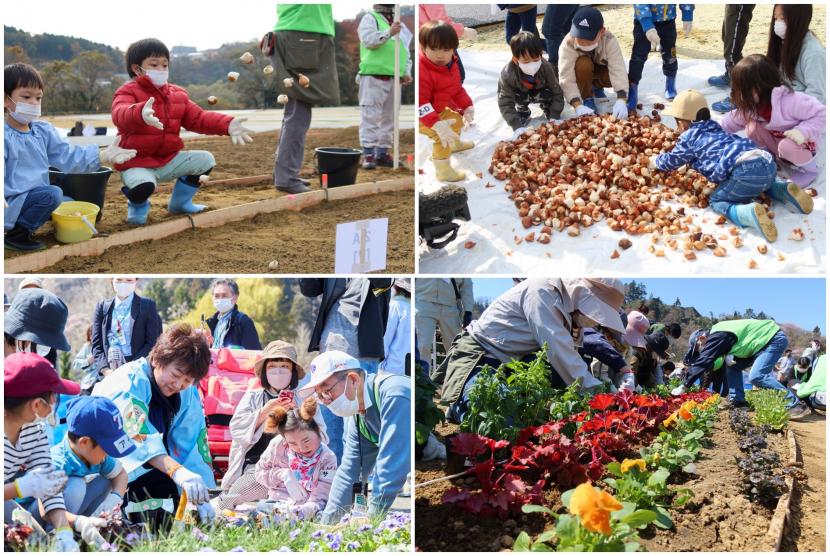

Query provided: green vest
[356,373,395,446]
[275,4,335,36]
[711,319,780,359]
[359,12,409,77]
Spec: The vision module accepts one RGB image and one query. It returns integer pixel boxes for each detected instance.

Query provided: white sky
[3,1,402,51]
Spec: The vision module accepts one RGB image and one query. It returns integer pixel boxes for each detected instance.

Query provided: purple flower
[346,541,360,551]
[311,530,324,539]
[192,527,209,542]
[277,547,292,552]
[289,529,301,540]
[230,546,246,552]
[124,533,140,546]
[340,514,351,524]
[100,542,117,552]
[308,541,320,552]
[358,524,372,532]
[199,548,215,552]
[328,540,341,551]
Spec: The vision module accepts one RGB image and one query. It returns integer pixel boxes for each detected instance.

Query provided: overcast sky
[4,1,395,51]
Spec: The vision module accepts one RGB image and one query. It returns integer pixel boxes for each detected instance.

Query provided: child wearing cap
[497,31,565,132]
[651,89,814,243]
[50,396,135,527]
[419,20,475,182]
[4,353,79,551]
[557,6,629,119]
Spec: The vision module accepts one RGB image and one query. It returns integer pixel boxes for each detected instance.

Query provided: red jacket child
[418,51,473,128]
[111,75,233,171]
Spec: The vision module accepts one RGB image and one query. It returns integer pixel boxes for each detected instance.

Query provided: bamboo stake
[393,4,401,170]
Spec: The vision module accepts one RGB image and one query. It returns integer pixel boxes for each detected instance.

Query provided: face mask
[142,68,169,87]
[266,365,293,391]
[518,59,543,76]
[7,97,41,124]
[774,20,786,39]
[576,42,598,52]
[326,377,361,417]
[32,399,57,428]
[36,344,51,357]
[213,298,234,314]
[113,281,136,299]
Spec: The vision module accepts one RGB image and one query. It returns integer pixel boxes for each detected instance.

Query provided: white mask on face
[518,59,543,76]
[213,298,234,314]
[142,68,169,87]
[774,20,787,39]
[266,365,293,391]
[32,399,57,428]
[7,97,41,124]
[576,42,598,52]
[326,377,361,417]
[113,281,136,299]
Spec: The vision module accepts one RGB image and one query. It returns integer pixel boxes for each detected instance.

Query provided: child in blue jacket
[651,89,813,242]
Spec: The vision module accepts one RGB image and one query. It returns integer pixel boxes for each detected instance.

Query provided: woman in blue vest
[205,278,261,351]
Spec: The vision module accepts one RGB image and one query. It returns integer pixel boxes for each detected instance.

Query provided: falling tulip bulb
[283,77,294,88]
[263,65,275,75]
[298,74,310,88]
[278,94,289,105]
[207,96,218,105]
[239,51,254,64]
[227,71,240,82]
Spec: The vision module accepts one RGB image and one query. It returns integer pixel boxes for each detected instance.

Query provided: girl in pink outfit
[719,54,825,187]
[254,398,337,520]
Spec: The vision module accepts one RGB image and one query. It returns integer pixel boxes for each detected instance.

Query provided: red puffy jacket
[111,75,233,171]
[418,51,472,128]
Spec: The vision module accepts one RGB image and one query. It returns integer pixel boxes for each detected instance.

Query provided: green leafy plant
[415,365,444,447]
[549,381,591,437]
[746,389,790,430]
[641,429,702,474]
[604,461,692,529]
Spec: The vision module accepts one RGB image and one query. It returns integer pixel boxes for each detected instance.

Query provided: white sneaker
[671,384,687,396]
[788,403,811,421]
[422,432,447,461]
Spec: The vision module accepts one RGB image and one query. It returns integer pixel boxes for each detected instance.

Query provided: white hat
[566,278,626,334]
[299,350,362,394]
[18,277,44,291]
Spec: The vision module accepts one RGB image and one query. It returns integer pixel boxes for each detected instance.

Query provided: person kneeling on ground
[498,31,565,132]
[254,398,337,520]
[651,89,813,243]
[301,350,411,524]
[112,38,253,225]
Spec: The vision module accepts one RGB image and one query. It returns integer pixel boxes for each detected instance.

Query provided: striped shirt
[4,423,66,513]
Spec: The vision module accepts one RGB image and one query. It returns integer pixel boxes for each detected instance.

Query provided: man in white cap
[432,278,626,423]
[300,350,410,524]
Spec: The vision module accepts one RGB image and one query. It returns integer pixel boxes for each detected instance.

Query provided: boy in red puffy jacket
[418,21,474,182]
[112,38,254,224]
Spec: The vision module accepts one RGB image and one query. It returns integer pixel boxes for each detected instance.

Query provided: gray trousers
[358,76,396,149]
[274,97,313,189]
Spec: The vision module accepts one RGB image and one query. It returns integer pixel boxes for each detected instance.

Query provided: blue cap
[570,6,604,40]
[66,396,136,458]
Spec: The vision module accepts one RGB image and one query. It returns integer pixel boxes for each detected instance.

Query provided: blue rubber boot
[712,97,735,113]
[127,201,150,225]
[665,77,677,100]
[708,72,730,88]
[168,178,206,214]
[583,97,597,112]
[592,87,607,99]
[727,203,777,242]
[626,83,639,112]
[770,179,814,214]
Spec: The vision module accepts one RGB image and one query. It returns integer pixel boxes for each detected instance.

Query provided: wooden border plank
[764,429,800,551]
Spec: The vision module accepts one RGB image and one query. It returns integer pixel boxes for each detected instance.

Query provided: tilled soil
[417,407,797,552]
[781,411,826,552]
[38,190,413,274]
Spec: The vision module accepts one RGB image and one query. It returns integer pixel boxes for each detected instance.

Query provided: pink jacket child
[720,85,825,187]
[254,400,337,519]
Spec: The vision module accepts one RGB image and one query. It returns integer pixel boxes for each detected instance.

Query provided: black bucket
[49,166,113,223]
[314,147,361,187]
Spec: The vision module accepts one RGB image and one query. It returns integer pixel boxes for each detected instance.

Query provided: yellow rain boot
[450,136,475,153]
[434,159,466,182]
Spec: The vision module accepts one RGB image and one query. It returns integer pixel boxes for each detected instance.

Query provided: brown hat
[254,340,305,379]
[663,89,709,122]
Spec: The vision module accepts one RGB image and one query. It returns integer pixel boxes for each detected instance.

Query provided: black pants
[541,4,578,66]
[505,7,542,47]
[126,468,180,528]
[722,4,755,75]
[629,19,678,84]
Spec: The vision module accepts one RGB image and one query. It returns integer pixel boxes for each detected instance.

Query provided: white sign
[335,218,388,274]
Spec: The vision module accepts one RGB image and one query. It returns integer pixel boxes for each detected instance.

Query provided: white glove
[91,491,124,518]
[724,354,736,366]
[293,501,319,520]
[100,135,137,165]
[682,21,692,37]
[671,384,687,396]
[172,467,209,505]
[74,515,107,549]
[53,528,80,552]
[783,128,807,145]
[511,126,528,140]
[619,372,637,392]
[279,469,305,501]
[141,97,164,130]
[612,98,629,119]
[197,502,216,523]
[648,155,659,170]
[430,120,461,148]
[462,27,478,41]
[14,467,68,499]
[575,103,595,117]
[645,28,661,51]
[462,106,475,125]
[228,117,254,145]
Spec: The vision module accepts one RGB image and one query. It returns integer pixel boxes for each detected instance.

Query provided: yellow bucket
[51,201,100,244]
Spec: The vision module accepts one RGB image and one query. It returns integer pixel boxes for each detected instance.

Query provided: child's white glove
[682,21,692,37]
[100,136,138,165]
[646,28,661,51]
[74,516,107,549]
[648,155,659,169]
[671,384,687,396]
[574,103,594,117]
[612,99,629,119]
[14,467,67,499]
[783,128,807,145]
[431,120,461,148]
[292,501,319,520]
[229,117,254,145]
[462,106,475,124]
[53,528,80,552]
[141,97,164,130]
[462,27,478,41]
[91,491,124,518]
